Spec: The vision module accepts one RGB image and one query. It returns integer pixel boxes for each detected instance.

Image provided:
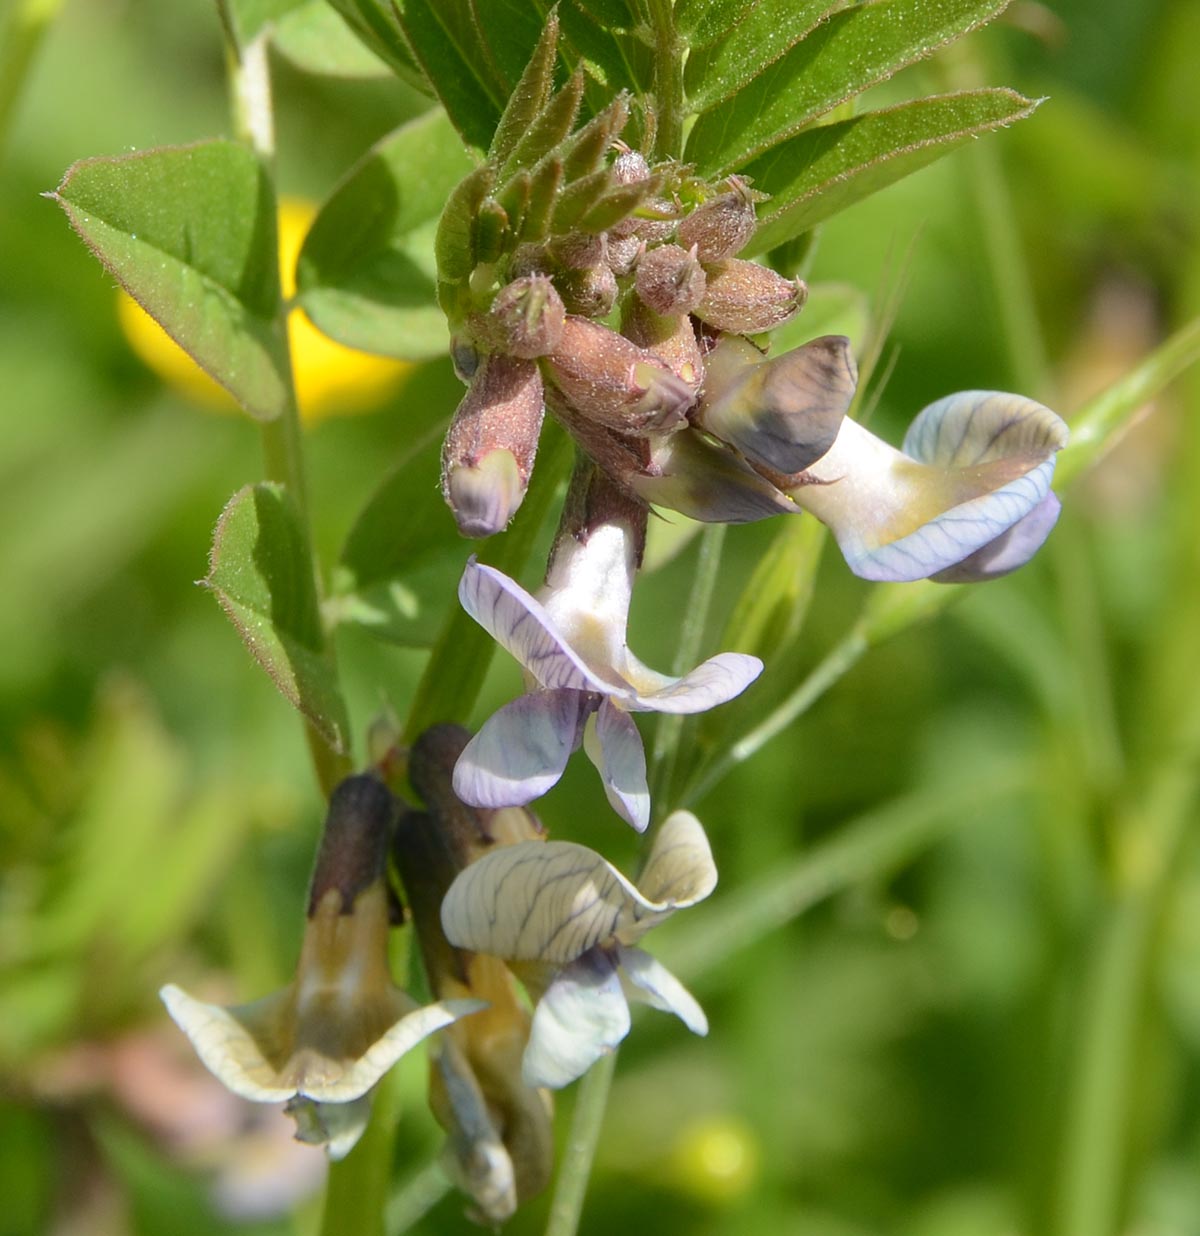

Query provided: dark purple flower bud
[635,243,707,316]
[442,354,545,537]
[694,260,807,333]
[544,316,696,435]
[677,176,759,263]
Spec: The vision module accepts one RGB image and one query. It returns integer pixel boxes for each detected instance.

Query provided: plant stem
[321,1070,403,1236]
[225,21,348,796]
[650,522,726,807]
[646,0,685,160]
[683,620,869,808]
[385,1159,451,1235]
[544,1050,618,1236]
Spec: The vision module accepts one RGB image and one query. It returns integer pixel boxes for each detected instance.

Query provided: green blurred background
[1,1,1198,1234]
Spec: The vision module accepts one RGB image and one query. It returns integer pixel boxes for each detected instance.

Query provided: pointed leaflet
[54,141,289,421]
[744,89,1039,255]
[297,109,475,359]
[324,0,431,89]
[207,483,350,752]
[489,11,561,165]
[685,0,1010,175]
[272,2,394,78]
[683,0,843,112]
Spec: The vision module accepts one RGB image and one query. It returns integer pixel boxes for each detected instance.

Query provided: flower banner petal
[619,946,709,1036]
[458,559,622,693]
[522,947,631,1089]
[583,701,650,832]
[901,390,1068,468]
[453,689,591,809]
[441,840,651,964]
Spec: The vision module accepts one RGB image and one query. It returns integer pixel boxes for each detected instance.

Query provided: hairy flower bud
[677,177,758,262]
[544,316,696,434]
[694,259,807,333]
[556,261,619,317]
[442,354,545,537]
[547,231,606,271]
[605,233,642,277]
[622,298,704,387]
[693,334,856,474]
[478,275,565,359]
[635,243,707,316]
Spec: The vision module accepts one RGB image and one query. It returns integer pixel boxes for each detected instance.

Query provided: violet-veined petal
[902,390,1068,468]
[441,840,654,965]
[618,946,708,1035]
[635,810,718,910]
[522,947,631,1089]
[633,652,763,714]
[932,490,1062,583]
[458,559,621,693]
[583,700,650,832]
[453,689,592,809]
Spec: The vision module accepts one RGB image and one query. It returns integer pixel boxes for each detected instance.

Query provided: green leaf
[745,88,1039,255]
[325,0,432,89]
[296,109,475,359]
[53,141,289,421]
[272,0,391,76]
[471,0,551,101]
[674,0,758,50]
[556,1,648,101]
[684,0,1009,175]
[683,0,842,112]
[339,422,459,591]
[395,0,506,149]
[206,483,350,752]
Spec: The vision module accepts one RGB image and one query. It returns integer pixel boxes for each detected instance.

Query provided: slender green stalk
[683,621,869,808]
[225,24,349,795]
[544,1050,618,1236]
[666,758,1028,982]
[0,0,63,157]
[386,1159,451,1235]
[646,0,685,160]
[650,522,727,807]
[321,1069,402,1236]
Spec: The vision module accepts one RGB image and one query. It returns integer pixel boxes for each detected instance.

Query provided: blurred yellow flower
[117,197,411,423]
[666,1114,761,1205]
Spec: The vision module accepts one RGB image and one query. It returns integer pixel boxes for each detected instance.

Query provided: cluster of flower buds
[438,124,1067,584]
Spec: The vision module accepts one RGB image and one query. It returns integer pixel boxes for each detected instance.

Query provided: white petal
[160,984,295,1103]
[453,690,591,808]
[619,946,708,1035]
[441,840,656,964]
[583,701,650,831]
[635,810,718,910]
[522,948,630,1089]
[304,997,485,1103]
[458,559,627,695]
[632,651,763,714]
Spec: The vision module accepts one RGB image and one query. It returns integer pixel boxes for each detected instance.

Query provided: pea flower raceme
[441,809,717,1089]
[394,725,555,1226]
[451,463,763,830]
[160,774,483,1159]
